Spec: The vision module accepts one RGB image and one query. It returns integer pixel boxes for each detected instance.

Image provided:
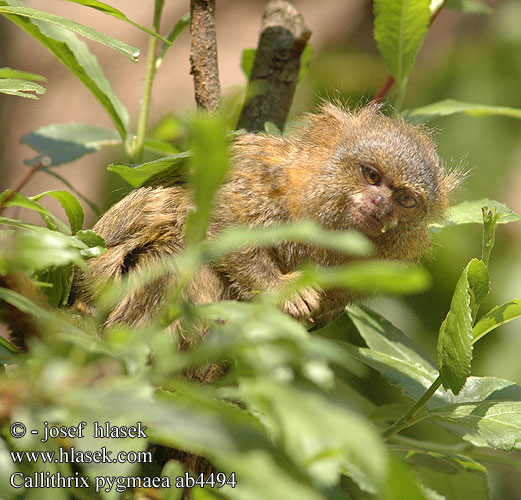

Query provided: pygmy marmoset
[73,103,459,332]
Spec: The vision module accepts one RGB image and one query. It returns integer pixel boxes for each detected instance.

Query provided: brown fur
[73,103,460,334]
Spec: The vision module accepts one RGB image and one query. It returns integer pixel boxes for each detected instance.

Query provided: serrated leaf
[373,0,431,85]
[428,401,521,450]
[108,152,191,187]
[0,5,140,61]
[30,190,84,234]
[473,298,521,343]
[60,0,171,44]
[0,0,130,139]
[0,66,46,81]
[0,77,45,99]
[21,123,121,166]
[437,259,489,394]
[407,99,521,121]
[431,199,521,229]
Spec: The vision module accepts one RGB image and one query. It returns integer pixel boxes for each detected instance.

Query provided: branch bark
[237,0,311,133]
[189,0,221,113]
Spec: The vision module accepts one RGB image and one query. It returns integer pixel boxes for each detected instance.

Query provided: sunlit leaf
[30,190,84,234]
[431,199,521,230]
[373,0,430,85]
[407,99,521,121]
[0,66,46,81]
[0,5,140,61]
[438,259,489,394]
[0,0,130,139]
[108,152,191,187]
[472,298,521,343]
[0,77,45,99]
[60,0,170,43]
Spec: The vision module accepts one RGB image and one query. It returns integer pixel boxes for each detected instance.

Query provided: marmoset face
[347,162,430,237]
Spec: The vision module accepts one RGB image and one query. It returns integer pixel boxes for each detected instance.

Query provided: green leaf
[144,138,179,155]
[35,265,73,307]
[438,259,489,394]
[264,121,282,135]
[386,454,429,500]
[346,305,435,369]
[0,190,70,234]
[0,336,17,364]
[404,449,487,476]
[73,229,106,259]
[0,66,47,81]
[156,12,190,70]
[428,400,521,450]
[373,0,431,85]
[0,229,85,273]
[30,190,84,234]
[306,261,431,295]
[406,99,521,121]
[241,48,256,79]
[239,379,390,496]
[210,221,373,259]
[0,224,105,274]
[431,199,521,230]
[473,298,521,343]
[0,0,130,139]
[0,77,45,99]
[108,152,191,187]
[0,5,140,61]
[184,115,229,246]
[60,0,171,44]
[447,0,494,15]
[21,123,121,166]
[412,454,489,500]
[298,43,313,83]
[344,343,439,404]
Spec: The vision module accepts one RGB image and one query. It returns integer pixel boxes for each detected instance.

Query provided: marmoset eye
[360,165,382,186]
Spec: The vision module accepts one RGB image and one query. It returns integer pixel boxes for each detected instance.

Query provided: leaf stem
[129,0,163,162]
[382,375,442,440]
[0,160,45,214]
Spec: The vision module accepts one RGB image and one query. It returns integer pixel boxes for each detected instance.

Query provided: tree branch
[189,0,221,113]
[237,0,311,133]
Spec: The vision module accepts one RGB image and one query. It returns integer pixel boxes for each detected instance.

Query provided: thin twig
[237,0,311,133]
[189,0,221,113]
[0,161,45,213]
[372,0,450,103]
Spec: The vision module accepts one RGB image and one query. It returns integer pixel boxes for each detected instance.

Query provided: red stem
[0,162,44,213]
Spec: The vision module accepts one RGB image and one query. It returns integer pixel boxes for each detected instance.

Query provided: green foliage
[373,0,430,88]
[0,0,130,139]
[1,1,521,500]
[0,77,45,99]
